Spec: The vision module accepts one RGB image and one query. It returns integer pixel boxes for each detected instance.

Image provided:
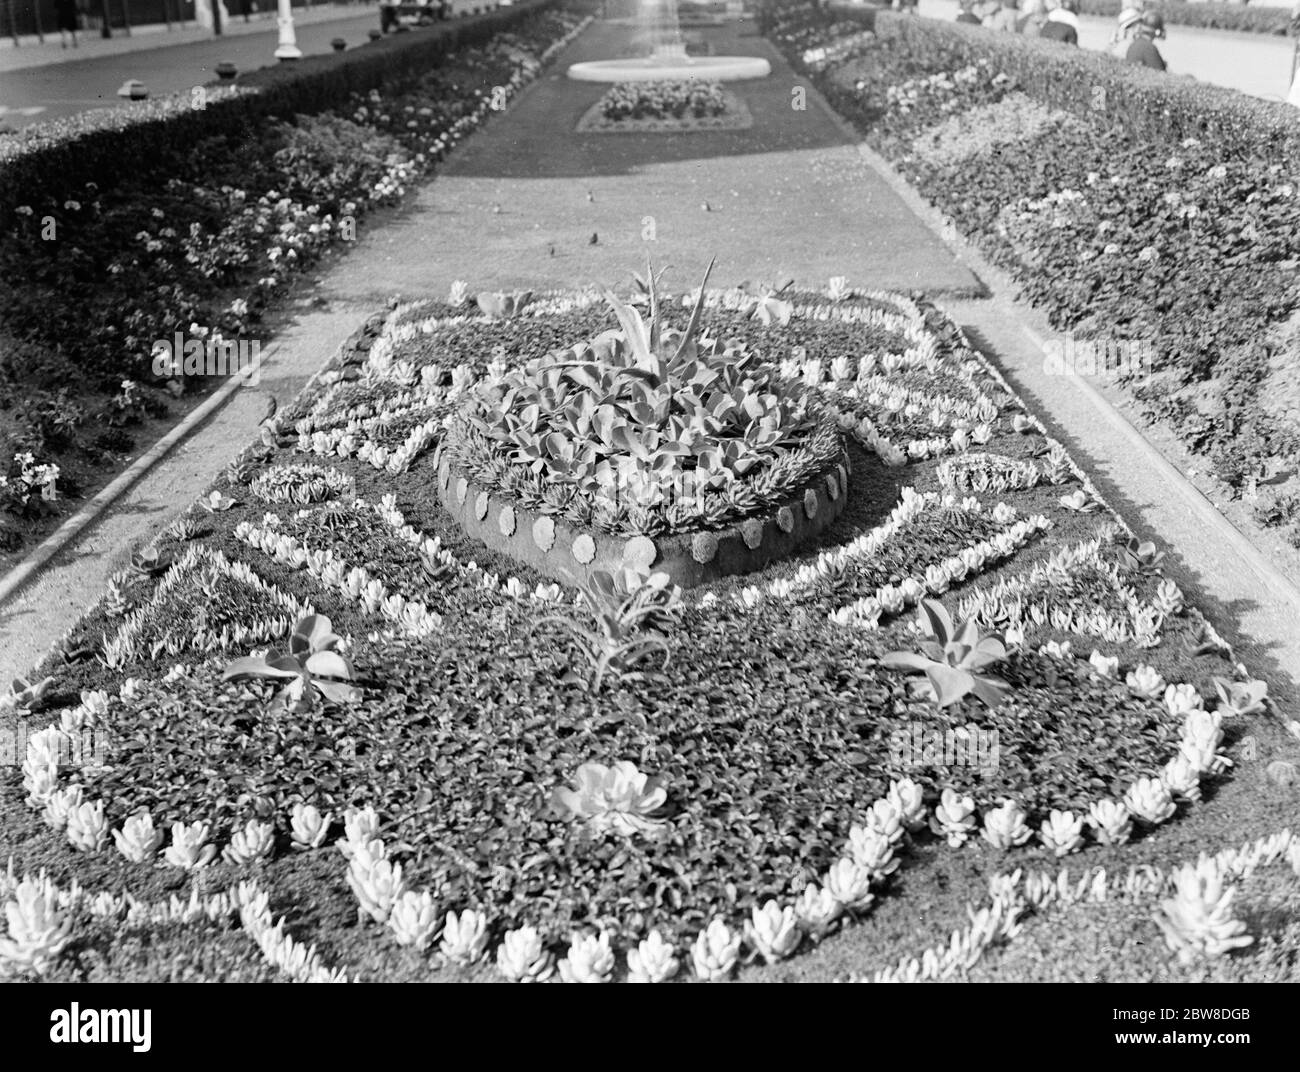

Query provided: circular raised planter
[435,444,852,590]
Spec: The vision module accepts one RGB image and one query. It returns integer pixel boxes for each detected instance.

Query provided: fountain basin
[567,55,771,82]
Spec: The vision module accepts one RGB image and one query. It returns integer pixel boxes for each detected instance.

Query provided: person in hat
[1110,6,1142,57]
[1039,0,1080,45]
[1126,10,1167,71]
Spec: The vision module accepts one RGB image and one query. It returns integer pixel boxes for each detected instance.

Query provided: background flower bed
[0,1,590,558]
[598,80,729,121]
[767,3,1300,546]
[6,288,1263,967]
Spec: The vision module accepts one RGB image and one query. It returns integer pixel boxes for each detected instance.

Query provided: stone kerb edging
[433,444,853,589]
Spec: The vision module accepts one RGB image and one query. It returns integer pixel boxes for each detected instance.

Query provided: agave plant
[882,599,1010,708]
[129,547,173,578]
[1118,536,1165,574]
[0,675,56,715]
[222,614,361,714]
[543,567,681,693]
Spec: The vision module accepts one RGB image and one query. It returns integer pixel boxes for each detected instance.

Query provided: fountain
[567,0,770,83]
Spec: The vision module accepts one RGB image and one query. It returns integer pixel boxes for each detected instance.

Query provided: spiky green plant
[222,614,361,714]
[542,567,682,693]
[882,599,1010,708]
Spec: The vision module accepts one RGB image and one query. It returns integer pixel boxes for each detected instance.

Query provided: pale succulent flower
[497,926,555,982]
[981,800,1032,850]
[338,806,382,857]
[113,812,164,863]
[23,763,59,809]
[1181,706,1224,750]
[290,803,333,850]
[388,889,441,950]
[66,801,110,853]
[1088,650,1119,678]
[824,857,875,911]
[1087,799,1132,846]
[41,784,84,831]
[558,931,616,983]
[439,909,489,965]
[1155,856,1253,964]
[1164,683,1203,717]
[223,819,275,865]
[886,778,927,832]
[862,798,905,845]
[550,760,667,837]
[745,900,802,963]
[626,929,679,983]
[1161,754,1203,802]
[691,919,741,981]
[846,825,900,883]
[1125,664,1166,698]
[1038,810,1085,857]
[163,820,216,870]
[1124,777,1177,825]
[0,874,72,976]
[930,787,979,847]
[347,856,405,924]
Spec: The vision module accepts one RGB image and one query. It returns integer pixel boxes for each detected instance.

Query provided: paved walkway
[0,6,383,128]
[317,20,979,300]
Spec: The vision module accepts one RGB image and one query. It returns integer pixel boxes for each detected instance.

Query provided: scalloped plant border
[432,444,853,589]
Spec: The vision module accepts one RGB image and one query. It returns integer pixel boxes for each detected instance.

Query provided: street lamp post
[275,0,302,60]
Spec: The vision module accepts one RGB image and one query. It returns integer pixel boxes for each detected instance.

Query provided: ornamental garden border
[3,278,1295,982]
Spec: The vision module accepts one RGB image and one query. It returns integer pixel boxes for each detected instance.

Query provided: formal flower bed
[766,4,1300,546]
[601,80,728,120]
[0,5,591,558]
[577,80,752,133]
[3,275,1285,983]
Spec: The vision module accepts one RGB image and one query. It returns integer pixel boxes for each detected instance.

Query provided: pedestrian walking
[55,0,79,48]
[1126,11,1167,71]
[1039,0,1080,45]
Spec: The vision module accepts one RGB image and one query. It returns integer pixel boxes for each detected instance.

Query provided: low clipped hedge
[0,0,561,217]
[1077,0,1296,36]
[770,4,1300,495]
